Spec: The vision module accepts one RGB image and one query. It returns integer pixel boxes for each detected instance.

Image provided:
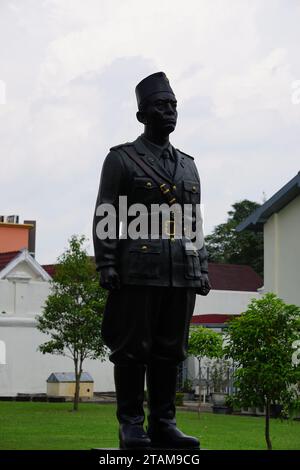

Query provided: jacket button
[192,186,196,192]
[173,185,176,190]
[141,245,148,250]
[146,182,152,187]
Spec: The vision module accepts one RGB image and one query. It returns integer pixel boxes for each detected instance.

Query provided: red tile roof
[208,262,262,291]
[41,264,56,277]
[1,252,262,292]
[191,314,239,325]
[0,251,20,271]
[41,260,262,291]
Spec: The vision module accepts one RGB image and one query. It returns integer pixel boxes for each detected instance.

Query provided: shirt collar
[140,134,173,160]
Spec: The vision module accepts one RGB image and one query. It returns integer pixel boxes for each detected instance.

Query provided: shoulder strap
[110,142,131,151]
[176,148,194,160]
[122,146,178,207]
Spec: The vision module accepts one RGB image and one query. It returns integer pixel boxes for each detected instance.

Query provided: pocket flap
[129,239,161,253]
[183,181,200,193]
[133,177,157,189]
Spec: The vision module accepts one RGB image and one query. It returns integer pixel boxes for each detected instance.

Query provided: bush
[176,393,184,406]
[225,395,239,412]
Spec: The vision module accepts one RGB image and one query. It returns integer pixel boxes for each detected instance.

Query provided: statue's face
[140,92,177,136]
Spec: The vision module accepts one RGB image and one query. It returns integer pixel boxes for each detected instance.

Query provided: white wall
[0,279,50,317]
[194,289,260,316]
[0,273,114,396]
[0,318,114,396]
[264,195,300,306]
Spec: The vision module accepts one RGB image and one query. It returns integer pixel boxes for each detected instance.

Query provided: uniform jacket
[92,135,209,288]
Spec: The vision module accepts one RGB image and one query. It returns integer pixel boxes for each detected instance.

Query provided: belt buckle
[165,219,175,239]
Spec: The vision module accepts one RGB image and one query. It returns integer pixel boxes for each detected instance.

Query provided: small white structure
[47,372,94,398]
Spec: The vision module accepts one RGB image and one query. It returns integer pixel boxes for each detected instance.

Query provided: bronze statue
[93,72,211,449]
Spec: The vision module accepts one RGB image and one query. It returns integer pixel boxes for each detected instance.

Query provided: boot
[114,363,151,449]
[146,362,200,449]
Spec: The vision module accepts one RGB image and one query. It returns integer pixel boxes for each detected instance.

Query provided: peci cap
[135,72,175,108]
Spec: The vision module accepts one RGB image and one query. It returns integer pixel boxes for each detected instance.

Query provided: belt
[139,220,191,240]
[164,219,177,240]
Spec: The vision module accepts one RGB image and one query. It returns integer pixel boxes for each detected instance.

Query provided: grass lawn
[0,402,299,450]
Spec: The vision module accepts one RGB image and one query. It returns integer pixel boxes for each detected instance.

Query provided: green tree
[37,235,108,411]
[188,326,223,414]
[205,200,263,277]
[224,293,300,450]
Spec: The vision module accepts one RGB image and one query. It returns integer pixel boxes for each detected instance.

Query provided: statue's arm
[199,244,209,274]
[193,163,211,295]
[92,149,126,274]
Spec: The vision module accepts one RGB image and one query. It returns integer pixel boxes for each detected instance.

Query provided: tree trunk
[198,357,201,417]
[265,399,272,450]
[73,358,81,412]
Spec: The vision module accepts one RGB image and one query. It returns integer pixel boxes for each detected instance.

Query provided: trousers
[101,285,197,366]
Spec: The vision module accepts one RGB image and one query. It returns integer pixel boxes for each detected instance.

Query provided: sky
[1,0,300,264]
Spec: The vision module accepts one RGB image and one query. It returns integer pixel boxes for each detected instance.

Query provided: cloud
[0,0,300,264]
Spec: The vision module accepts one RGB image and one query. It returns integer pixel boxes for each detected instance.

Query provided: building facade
[0,247,262,397]
[237,172,300,306]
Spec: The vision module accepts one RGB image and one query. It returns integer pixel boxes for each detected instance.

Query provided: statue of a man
[93,72,211,449]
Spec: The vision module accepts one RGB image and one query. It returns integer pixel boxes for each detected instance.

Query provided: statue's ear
[136,110,147,125]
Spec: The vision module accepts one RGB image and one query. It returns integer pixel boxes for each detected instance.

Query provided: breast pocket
[128,239,162,279]
[182,180,200,204]
[131,177,160,204]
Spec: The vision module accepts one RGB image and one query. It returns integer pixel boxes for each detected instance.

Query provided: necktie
[161,148,173,176]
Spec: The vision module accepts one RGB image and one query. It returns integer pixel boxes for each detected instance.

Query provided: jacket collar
[132,135,186,185]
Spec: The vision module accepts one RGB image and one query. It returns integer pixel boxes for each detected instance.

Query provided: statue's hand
[196,273,211,296]
[99,266,121,291]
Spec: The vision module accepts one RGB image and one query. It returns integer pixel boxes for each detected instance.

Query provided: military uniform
[93,135,208,289]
